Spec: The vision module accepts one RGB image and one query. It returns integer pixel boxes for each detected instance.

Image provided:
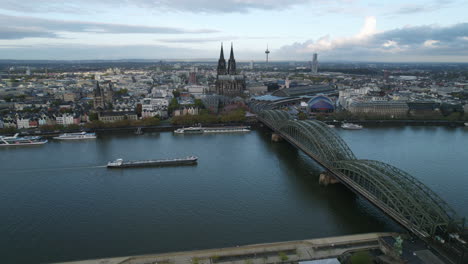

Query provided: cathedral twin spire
[217,43,236,75]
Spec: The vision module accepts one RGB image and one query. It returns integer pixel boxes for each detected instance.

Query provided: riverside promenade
[54,233,398,264]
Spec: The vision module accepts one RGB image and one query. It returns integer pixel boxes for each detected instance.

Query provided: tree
[89,112,99,121]
[0,127,18,135]
[194,99,204,108]
[297,111,307,120]
[66,124,80,130]
[168,97,180,114]
[278,252,288,262]
[172,90,181,98]
[140,116,160,126]
[350,251,373,264]
[393,236,403,257]
[115,88,128,96]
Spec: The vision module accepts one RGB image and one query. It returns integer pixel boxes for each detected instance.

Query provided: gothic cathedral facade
[215,43,246,97]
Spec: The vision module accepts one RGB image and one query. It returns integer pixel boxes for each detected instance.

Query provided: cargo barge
[107,156,198,168]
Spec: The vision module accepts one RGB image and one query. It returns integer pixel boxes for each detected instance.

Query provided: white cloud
[277,18,468,61]
[0,0,313,13]
[423,39,439,47]
[383,40,397,48]
[0,14,218,39]
[284,16,378,53]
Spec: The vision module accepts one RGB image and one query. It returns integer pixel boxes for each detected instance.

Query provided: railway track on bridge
[256,111,467,262]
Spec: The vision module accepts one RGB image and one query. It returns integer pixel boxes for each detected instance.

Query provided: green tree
[84,121,105,129]
[393,236,403,257]
[0,127,18,135]
[350,251,373,264]
[115,88,128,96]
[89,112,99,121]
[278,252,288,262]
[172,90,181,98]
[194,99,204,108]
[66,124,80,130]
[297,111,307,120]
[140,116,160,126]
[168,97,180,114]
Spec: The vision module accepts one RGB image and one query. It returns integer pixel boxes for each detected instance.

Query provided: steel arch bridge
[258,110,464,239]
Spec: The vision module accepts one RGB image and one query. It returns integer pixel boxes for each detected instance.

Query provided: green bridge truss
[258,110,463,238]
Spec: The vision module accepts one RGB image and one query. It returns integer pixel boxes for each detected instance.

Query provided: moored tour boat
[53,132,96,140]
[0,133,48,146]
[341,123,363,130]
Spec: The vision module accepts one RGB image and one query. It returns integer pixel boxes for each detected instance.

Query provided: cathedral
[215,43,246,97]
[93,81,114,110]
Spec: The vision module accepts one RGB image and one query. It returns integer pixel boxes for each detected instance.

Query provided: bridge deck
[259,116,428,238]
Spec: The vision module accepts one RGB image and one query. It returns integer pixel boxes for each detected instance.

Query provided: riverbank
[324,119,467,127]
[6,122,258,138]
[53,233,399,264]
[2,118,467,138]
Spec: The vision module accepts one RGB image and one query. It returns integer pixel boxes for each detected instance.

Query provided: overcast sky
[0,0,467,62]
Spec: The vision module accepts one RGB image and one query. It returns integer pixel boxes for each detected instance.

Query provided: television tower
[265,45,270,64]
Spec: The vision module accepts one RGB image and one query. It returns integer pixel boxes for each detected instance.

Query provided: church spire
[220,43,225,60]
[227,42,236,75]
[94,81,102,97]
[217,43,226,76]
[229,42,234,60]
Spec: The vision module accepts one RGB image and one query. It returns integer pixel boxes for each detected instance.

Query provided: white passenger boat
[341,123,363,130]
[53,132,96,140]
[0,133,48,146]
[174,127,204,134]
[174,126,250,134]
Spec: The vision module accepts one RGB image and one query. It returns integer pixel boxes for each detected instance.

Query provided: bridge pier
[271,133,283,142]
[319,172,339,186]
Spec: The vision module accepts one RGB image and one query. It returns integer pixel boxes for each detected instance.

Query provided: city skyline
[0,0,467,62]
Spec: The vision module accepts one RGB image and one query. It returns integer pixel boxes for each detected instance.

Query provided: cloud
[158,37,235,43]
[389,0,454,15]
[0,44,212,60]
[0,0,316,14]
[157,35,282,43]
[277,18,468,61]
[0,27,58,39]
[0,14,217,39]
[148,0,309,13]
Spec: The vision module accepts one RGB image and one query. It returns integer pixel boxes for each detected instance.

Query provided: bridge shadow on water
[256,127,404,237]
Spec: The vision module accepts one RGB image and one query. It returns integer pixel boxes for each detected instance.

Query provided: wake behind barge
[107,156,198,168]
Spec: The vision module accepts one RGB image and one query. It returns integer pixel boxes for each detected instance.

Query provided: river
[0,126,467,263]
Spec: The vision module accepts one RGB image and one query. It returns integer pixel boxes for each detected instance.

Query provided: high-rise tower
[217,43,226,75]
[227,43,236,75]
[312,53,318,74]
[265,45,270,63]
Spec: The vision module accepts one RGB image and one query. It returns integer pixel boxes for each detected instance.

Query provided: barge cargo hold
[107,156,198,168]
